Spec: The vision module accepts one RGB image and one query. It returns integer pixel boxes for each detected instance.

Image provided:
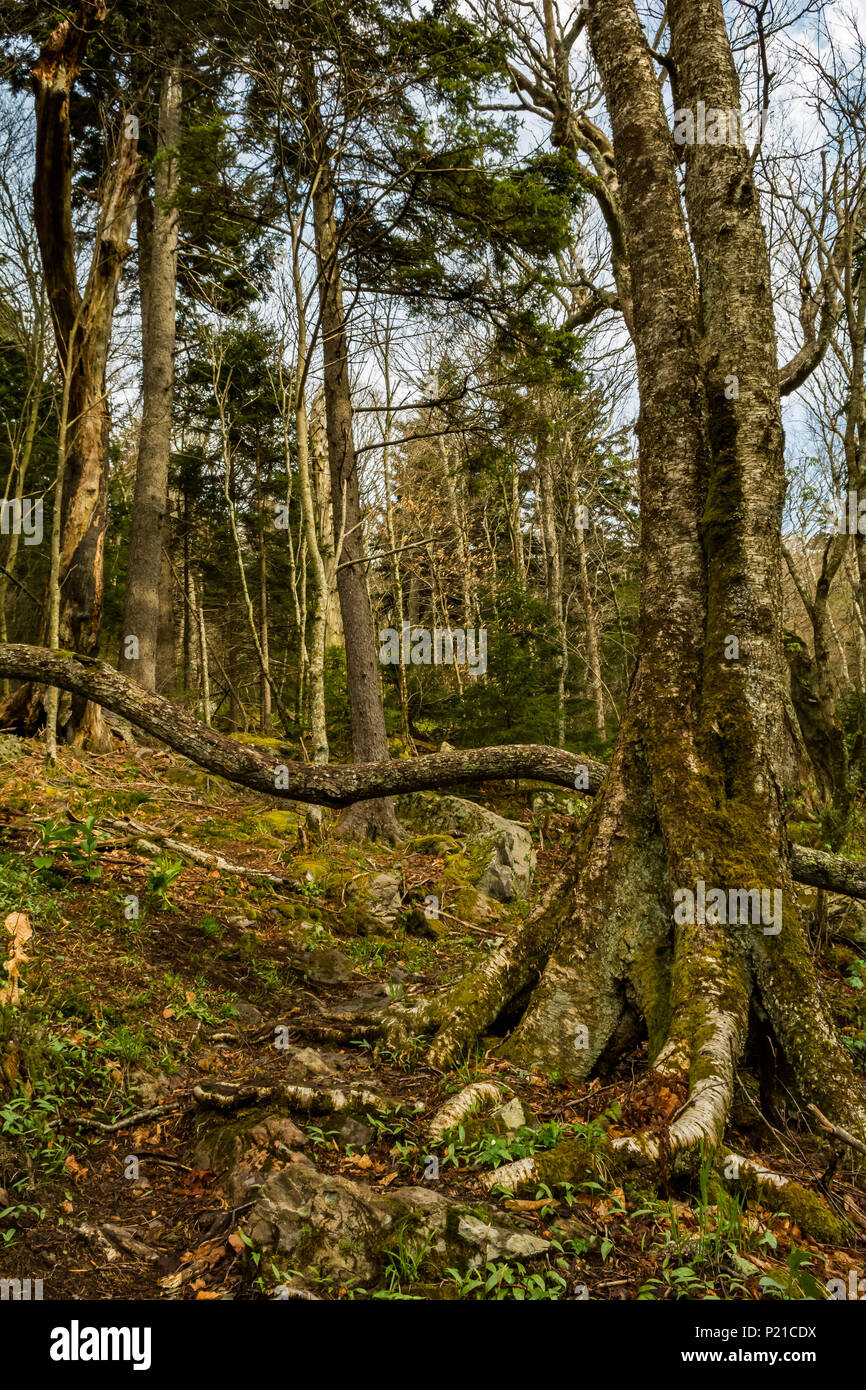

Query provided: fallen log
[2,643,866,902]
[0,644,604,803]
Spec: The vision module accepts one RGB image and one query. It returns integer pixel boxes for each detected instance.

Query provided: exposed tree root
[428,1082,505,1142]
[192,1078,422,1117]
[76,1102,182,1133]
[100,815,297,885]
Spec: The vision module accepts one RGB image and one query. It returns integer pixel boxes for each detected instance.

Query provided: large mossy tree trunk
[407,0,866,1150]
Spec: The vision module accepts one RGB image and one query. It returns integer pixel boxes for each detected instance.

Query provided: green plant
[0,1201,44,1249]
[369,1223,436,1299]
[32,816,102,881]
[758,1247,826,1300]
[145,857,184,909]
[446,1259,569,1300]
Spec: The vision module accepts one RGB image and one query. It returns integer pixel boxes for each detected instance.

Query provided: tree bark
[119,60,182,693]
[304,54,401,841]
[574,494,606,738]
[0,2,140,745]
[392,0,866,1153]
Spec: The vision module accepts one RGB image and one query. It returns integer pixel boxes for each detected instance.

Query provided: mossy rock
[440,852,480,888]
[292,858,351,895]
[404,905,446,940]
[753,1180,847,1245]
[404,833,463,857]
[452,886,499,924]
[405,1281,461,1300]
[245,1167,552,1288]
[158,766,211,789]
[194,1106,309,1203]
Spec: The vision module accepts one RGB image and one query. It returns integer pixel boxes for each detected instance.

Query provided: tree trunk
[537,431,567,744]
[119,60,181,692]
[155,536,176,696]
[304,55,401,841]
[309,390,343,649]
[0,2,139,745]
[574,495,606,738]
[255,435,272,733]
[396,0,866,1152]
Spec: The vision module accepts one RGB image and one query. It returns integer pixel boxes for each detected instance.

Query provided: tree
[119,56,182,693]
[0,1,141,745]
[382,0,866,1157]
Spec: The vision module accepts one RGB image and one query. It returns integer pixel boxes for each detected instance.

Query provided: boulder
[195,1108,310,1204]
[398,793,535,902]
[244,1164,550,1287]
[342,872,402,933]
[292,947,355,985]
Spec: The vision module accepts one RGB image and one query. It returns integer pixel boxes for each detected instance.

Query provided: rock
[530,788,584,818]
[404,904,445,940]
[195,1108,310,1203]
[452,886,498,924]
[244,1165,551,1287]
[342,871,402,933]
[404,833,462,856]
[258,808,296,836]
[826,895,866,935]
[366,873,402,924]
[455,1215,549,1261]
[457,1096,536,1144]
[321,1112,375,1148]
[475,825,534,902]
[397,793,535,902]
[283,1047,338,1078]
[128,1069,174,1107]
[232,999,263,1026]
[293,947,355,985]
[493,1098,529,1132]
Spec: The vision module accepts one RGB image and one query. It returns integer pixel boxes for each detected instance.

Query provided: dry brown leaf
[63,1154,87,1182]
[4,912,31,942]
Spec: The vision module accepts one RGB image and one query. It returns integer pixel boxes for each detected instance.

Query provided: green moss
[404,834,462,856]
[452,886,497,924]
[259,809,297,836]
[753,1180,847,1246]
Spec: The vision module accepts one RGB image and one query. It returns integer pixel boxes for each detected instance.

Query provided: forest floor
[1,733,865,1301]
